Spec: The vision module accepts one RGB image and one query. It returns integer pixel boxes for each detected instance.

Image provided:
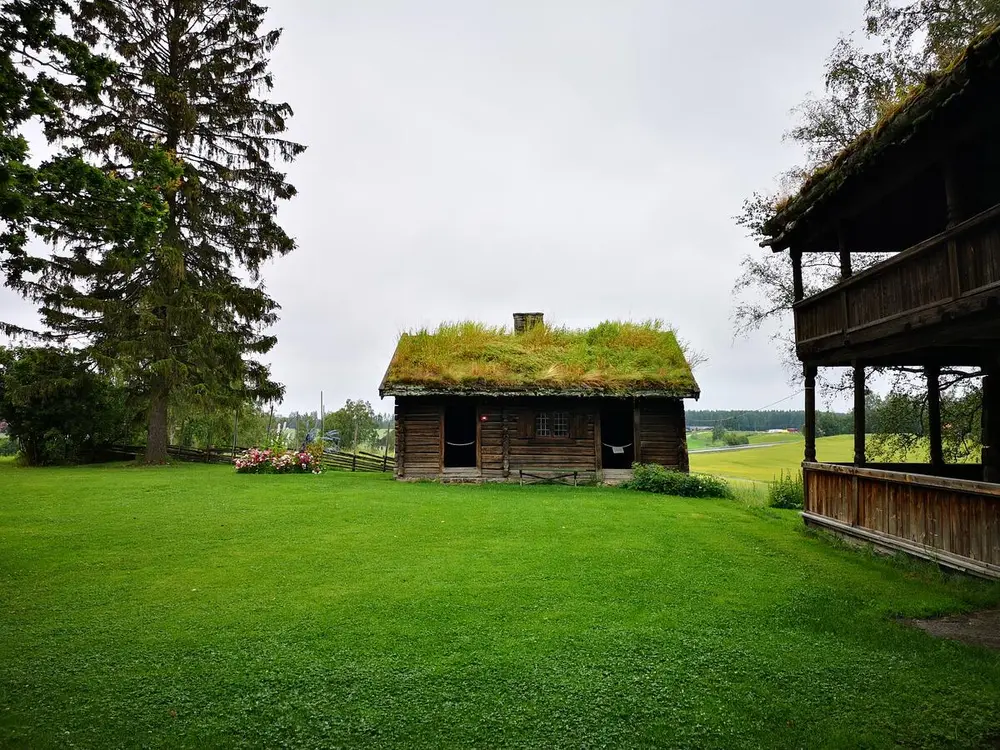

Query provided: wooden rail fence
[108,444,395,473]
[320,449,395,473]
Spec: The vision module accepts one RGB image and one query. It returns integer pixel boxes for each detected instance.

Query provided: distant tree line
[689,410,855,436]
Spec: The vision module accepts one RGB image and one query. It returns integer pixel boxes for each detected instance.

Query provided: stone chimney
[513,312,544,333]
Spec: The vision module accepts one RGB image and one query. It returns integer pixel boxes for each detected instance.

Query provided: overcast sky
[0,0,867,415]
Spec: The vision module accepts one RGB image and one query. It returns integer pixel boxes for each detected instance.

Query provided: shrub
[0,436,18,457]
[622,463,732,499]
[0,347,141,466]
[723,432,750,446]
[768,471,804,509]
[234,447,322,474]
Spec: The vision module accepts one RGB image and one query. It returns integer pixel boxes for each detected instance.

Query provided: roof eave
[761,24,1000,246]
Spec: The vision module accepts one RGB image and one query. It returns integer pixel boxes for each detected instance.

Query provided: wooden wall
[804,462,1000,576]
[507,398,598,475]
[394,396,688,481]
[394,398,441,479]
[637,399,688,471]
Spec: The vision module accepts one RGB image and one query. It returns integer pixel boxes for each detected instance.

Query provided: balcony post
[926,365,944,468]
[791,249,804,303]
[984,363,1000,484]
[804,364,817,462]
[853,364,865,466]
[943,160,963,228]
[944,160,963,298]
[838,226,852,279]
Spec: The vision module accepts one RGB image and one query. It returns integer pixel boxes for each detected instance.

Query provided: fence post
[352,452,357,472]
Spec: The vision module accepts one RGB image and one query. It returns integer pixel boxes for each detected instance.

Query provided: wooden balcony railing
[794,202,1000,361]
[803,462,1000,579]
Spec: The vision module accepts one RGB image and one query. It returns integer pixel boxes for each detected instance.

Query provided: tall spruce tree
[1,0,168,334]
[27,0,303,463]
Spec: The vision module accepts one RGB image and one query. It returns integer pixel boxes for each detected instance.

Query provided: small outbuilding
[379,313,700,483]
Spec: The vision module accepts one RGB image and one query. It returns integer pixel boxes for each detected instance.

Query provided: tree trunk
[145,386,170,464]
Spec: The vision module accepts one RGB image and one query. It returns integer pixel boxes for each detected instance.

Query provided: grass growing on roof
[383,319,699,394]
[1,462,999,748]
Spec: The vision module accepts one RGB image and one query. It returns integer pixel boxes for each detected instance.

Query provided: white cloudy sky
[0,0,867,414]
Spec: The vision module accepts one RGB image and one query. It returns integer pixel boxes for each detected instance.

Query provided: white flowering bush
[234,447,322,474]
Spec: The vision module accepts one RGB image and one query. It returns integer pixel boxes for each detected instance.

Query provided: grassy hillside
[690,435,853,482]
[687,431,803,452]
[1,462,998,748]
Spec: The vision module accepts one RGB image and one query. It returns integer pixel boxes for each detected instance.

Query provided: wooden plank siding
[394,396,689,482]
[803,462,1000,578]
[793,202,1000,364]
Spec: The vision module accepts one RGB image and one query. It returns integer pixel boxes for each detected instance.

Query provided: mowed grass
[691,435,853,482]
[2,463,1000,748]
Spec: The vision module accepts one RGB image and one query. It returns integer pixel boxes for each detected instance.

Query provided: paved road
[688,441,792,454]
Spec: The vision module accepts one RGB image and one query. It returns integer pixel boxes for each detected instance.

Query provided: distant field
[748,432,802,445]
[690,435,853,482]
[687,431,803,452]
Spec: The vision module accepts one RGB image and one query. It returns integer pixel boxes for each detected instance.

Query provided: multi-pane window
[535,412,550,437]
[536,411,570,437]
[552,412,569,437]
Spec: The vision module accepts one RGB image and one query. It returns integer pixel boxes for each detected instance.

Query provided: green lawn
[2,462,999,748]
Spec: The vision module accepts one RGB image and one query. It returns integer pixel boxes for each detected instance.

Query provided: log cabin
[379,314,700,483]
[760,23,1000,579]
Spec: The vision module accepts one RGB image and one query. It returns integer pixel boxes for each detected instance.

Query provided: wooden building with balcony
[379,314,699,483]
[761,24,1000,579]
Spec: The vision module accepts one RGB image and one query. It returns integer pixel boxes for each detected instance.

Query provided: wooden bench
[518,469,579,486]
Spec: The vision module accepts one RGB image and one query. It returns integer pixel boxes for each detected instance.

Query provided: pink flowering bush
[234,447,322,474]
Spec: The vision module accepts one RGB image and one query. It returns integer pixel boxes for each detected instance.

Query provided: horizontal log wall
[395,398,442,478]
[804,462,1000,575]
[638,399,688,471]
[507,405,596,473]
[396,396,688,481]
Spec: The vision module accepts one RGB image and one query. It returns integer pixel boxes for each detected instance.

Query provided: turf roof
[379,320,700,398]
[763,21,1000,250]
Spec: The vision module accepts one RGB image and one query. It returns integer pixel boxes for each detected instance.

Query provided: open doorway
[600,402,635,469]
[444,402,478,468]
